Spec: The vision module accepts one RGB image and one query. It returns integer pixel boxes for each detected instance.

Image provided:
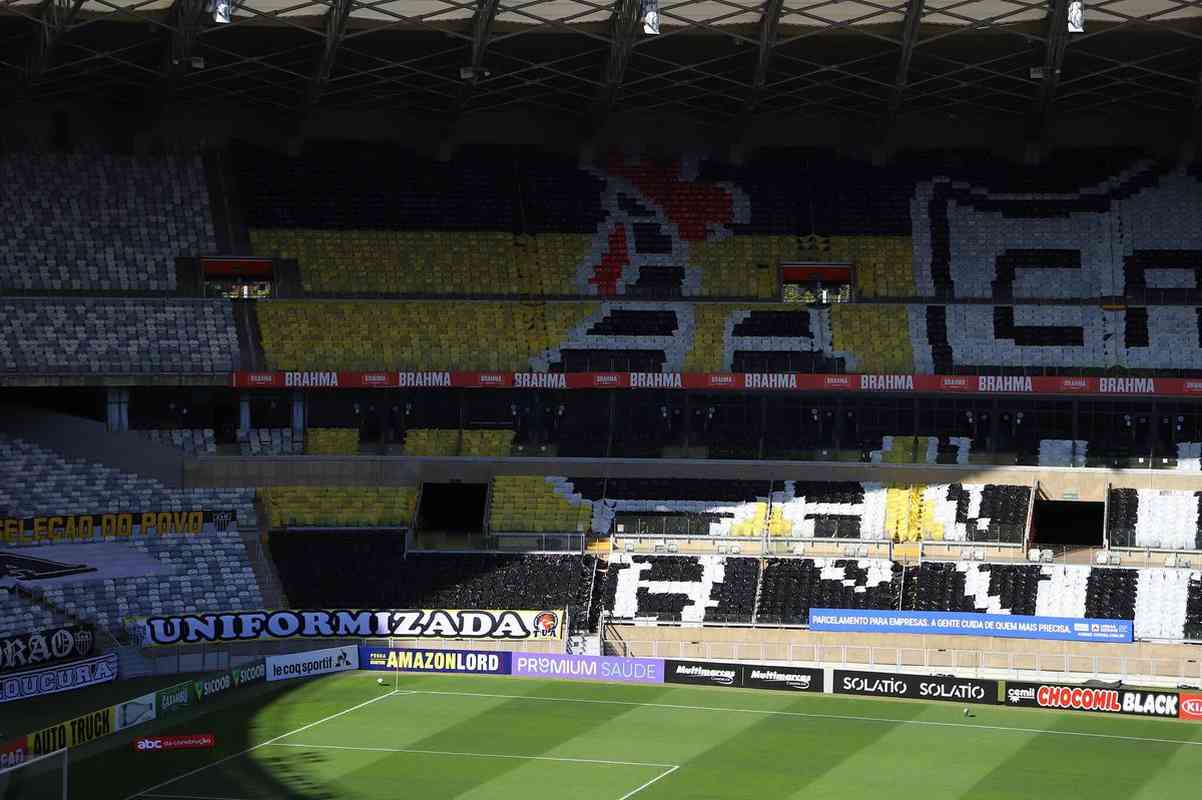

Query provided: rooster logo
[577,151,749,297]
[532,612,560,638]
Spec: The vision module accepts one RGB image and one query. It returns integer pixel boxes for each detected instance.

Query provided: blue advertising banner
[358,646,512,675]
[808,609,1133,643]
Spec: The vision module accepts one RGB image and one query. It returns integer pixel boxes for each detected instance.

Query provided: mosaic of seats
[238,428,302,455]
[0,299,240,374]
[6,143,1199,302]
[269,543,595,617]
[1107,488,1202,550]
[304,427,359,454]
[254,299,1202,376]
[0,436,262,638]
[606,554,1202,639]
[135,428,216,456]
[0,145,215,292]
[0,589,68,637]
[403,429,514,457]
[259,486,417,529]
[0,435,255,527]
[488,476,598,533]
[512,477,1028,543]
[235,143,1202,302]
[41,535,264,635]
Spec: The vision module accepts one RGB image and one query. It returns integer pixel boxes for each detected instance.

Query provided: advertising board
[809,609,1133,643]
[27,706,118,755]
[511,653,664,684]
[266,646,359,683]
[1004,681,1179,717]
[663,660,740,687]
[359,647,511,675]
[0,652,117,704]
[833,669,999,705]
[133,734,215,752]
[662,660,825,691]
[0,625,94,674]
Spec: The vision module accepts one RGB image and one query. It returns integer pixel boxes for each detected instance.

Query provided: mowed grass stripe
[963,713,1194,800]
[258,744,664,800]
[98,673,1202,800]
[319,683,677,798]
[666,693,929,799]
[799,705,1039,799]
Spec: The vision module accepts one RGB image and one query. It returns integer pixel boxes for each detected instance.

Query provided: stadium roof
[1,0,1201,134]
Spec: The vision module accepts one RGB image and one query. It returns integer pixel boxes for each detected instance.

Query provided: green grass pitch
[32,672,1202,799]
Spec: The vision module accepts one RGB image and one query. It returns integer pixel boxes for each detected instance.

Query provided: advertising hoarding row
[232,370,1196,398]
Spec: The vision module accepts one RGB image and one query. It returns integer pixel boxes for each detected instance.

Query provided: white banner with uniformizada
[132,609,566,646]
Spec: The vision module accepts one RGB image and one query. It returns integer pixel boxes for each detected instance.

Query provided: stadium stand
[0,146,215,292]
[603,554,761,623]
[259,486,417,529]
[269,538,595,615]
[512,477,1028,542]
[0,299,239,374]
[0,435,254,527]
[402,429,514,457]
[249,299,1202,376]
[39,534,265,636]
[0,589,68,637]
[608,554,1202,638]
[256,301,598,372]
[488,476,597,533]
[755,557,899,625]
[0,435,264,638]
[234,146,1202,305]
[1107,488,1202,550]
[135,428,217,456]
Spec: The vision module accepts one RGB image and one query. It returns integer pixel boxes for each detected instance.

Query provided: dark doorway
[1031,499,1104,547]
[417,482,488,532]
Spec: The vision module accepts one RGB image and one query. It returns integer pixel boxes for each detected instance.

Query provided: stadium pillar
[291,392,305,443]
[1028,0,1071,161]
[239,393,251,434]
[106,388,128,433]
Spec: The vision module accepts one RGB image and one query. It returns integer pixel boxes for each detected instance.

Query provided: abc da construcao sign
[133,734,215,753]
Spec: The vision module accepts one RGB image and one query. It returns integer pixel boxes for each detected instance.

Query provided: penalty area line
[617,765,679,800]
[269,741,678,769]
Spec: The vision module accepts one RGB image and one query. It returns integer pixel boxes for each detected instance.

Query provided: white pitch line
[124,689,405,800]
[409,688,1202,749]
[269,741,677,769]
[616,765,679,800]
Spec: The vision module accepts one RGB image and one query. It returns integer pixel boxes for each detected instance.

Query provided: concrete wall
[185,454,1199,499]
